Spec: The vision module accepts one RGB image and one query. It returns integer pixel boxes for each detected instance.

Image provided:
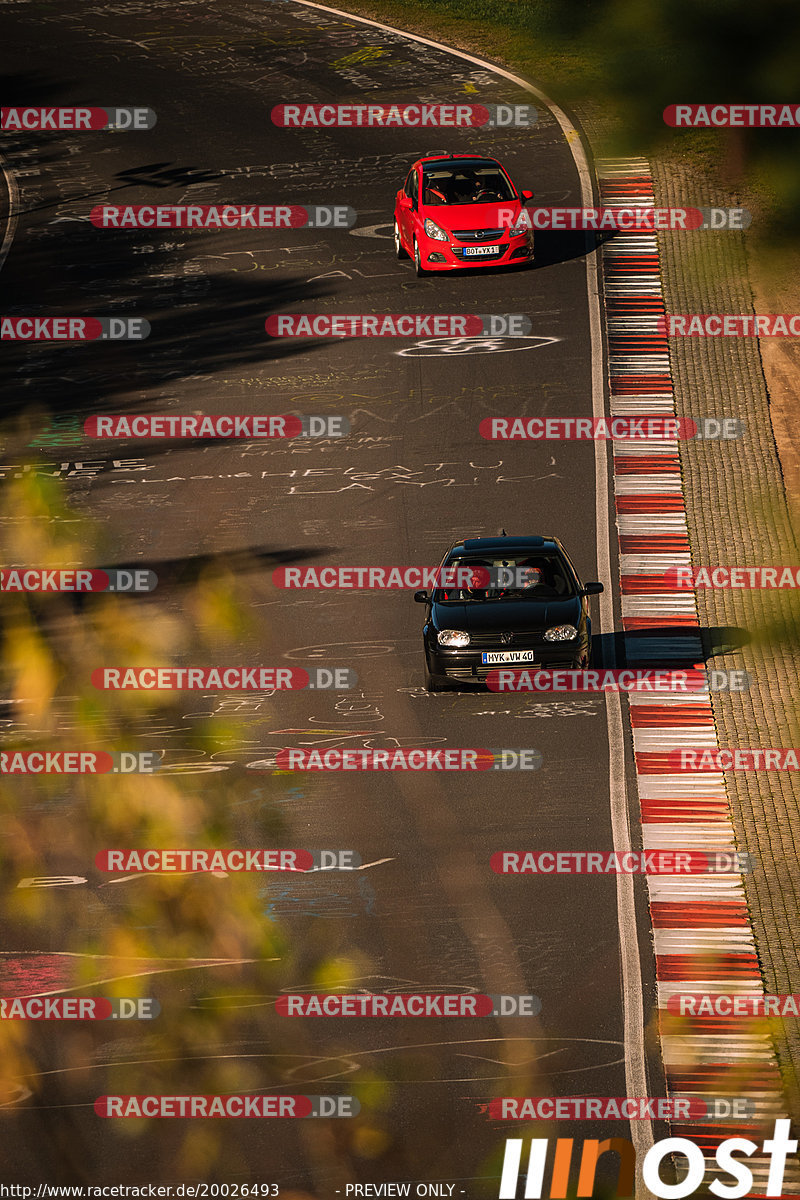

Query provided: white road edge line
[279,0,656,1186]
[0,148,20,271]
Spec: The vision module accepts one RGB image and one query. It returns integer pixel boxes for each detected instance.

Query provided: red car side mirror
[520,189,534,202]
[398,195,413,210]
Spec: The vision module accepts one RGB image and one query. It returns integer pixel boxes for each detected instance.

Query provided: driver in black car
[444,566,488,600]
[497,564,542,598]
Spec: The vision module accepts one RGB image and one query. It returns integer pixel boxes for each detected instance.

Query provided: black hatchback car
[415,535,603,690]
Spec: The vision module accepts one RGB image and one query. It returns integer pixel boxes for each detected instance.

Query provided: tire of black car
[424,658,445,691]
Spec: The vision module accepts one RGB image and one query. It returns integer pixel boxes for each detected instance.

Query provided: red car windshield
[421,163,517,206]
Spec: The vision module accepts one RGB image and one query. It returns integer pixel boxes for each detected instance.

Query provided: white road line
[0,149,19,270]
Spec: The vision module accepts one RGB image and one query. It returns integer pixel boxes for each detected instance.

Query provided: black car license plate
[481,650,536,664]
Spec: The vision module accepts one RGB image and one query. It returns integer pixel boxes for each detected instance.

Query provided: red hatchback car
[393,153,534,274]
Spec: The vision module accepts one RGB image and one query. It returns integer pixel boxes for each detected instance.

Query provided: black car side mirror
[582,582,604,596]
[413,590,429,603]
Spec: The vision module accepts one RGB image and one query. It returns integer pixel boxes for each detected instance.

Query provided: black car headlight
[437,629,470,647]
[544,625,579,642]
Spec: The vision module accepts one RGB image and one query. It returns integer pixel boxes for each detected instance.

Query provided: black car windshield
[421,163,516,206]
[434,555,576,602]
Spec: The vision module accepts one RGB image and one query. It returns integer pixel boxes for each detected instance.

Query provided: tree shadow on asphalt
[31,543,337,624]
[2,220,334,423]
[1,115,338,429]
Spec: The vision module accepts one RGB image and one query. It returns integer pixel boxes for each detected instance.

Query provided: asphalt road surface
[0,1,661,1192]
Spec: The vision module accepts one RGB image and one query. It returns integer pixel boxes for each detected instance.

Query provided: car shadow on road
[528,230,602,269]
[399,231,598,281]
[593,624,751,669]
[419,624,752,692]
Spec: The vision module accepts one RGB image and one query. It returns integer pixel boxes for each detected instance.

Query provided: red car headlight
[423,218,449,242]
[508,213,532,237]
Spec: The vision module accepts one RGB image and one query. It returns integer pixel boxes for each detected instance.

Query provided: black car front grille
[441,665,489,681]
[441,658,577,683]
[464,631,544,648]
[451,228,507,242]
